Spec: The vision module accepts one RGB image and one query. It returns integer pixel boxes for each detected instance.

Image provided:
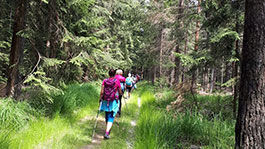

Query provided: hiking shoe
[104,133,110,139]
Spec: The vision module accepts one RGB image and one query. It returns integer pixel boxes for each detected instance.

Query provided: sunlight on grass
[0,82,100,149]
[135,82,235,149]
[0,81,235,148]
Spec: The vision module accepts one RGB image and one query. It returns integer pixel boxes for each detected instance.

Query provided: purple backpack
[103,79,117,102]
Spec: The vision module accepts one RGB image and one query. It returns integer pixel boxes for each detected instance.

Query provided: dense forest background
[0,0,264,148]
[0,0,244,99]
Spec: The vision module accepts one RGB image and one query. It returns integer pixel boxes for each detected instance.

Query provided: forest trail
[80,116,105,149]
[81,95,141,149]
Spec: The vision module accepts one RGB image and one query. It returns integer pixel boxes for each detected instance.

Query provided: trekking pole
[91,101,102,140]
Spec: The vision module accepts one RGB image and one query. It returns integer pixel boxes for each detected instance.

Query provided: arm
[118,87,122,95]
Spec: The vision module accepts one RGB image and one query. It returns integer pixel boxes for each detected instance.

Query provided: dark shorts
[126,86,132,92]
[105,111,115,123]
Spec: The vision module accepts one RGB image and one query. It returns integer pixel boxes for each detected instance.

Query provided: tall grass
[135,83,235,148]
[183,94,234,120]
[0,99,39,148]
[0,82,100,149]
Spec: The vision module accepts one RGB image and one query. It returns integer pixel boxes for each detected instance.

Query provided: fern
[210,28,240,43]
[24,70,63,97]
[42,57,65,67]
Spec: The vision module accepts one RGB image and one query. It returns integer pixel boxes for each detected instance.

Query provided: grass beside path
[134,82,235,149]
[0,82,101,149]
[0,81,235,148]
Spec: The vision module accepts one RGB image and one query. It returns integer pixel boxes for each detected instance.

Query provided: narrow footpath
[81,93,141,149]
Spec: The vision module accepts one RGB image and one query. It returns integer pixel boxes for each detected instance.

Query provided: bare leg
[106,122,113,132]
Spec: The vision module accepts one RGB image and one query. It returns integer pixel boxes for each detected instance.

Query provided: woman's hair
[116,69,123,75]
[109,69,116,77]
[128,73,131,77]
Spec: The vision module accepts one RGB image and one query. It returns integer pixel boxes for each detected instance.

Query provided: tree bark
[174,0,184,86]
[159,27,163,79]
[47,0,59,58]
[233,19,241,118]
[191,0,201,92]
[209,68,215,94]
[170,51,175,87]
[152,66,157,85]
[6,0,26,97]
[203,67,209,92]
[235,1,265,148]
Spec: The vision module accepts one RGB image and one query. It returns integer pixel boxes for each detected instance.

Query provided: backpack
[136,75,140,81]
[126,77,132,87]
[103,79,117,102]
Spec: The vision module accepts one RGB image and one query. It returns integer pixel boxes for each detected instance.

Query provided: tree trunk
[194,0,201,52]
[159,27,163,79]
[232,60,238,118]
[182,30,189,83]
[174,0,184,86]
[170,51,175,87]
[220,61,224,90]
[191,0,201,92]
[47,0,59,58]
[152,66,157,85]
[233,19,241,118]
[209,68,215,94]
[203,67,209,92]
[235,1,265,148]
[6,0,26,97]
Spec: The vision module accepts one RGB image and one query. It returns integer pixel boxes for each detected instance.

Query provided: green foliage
[0,98,38,130]
[135,83,235,148]
[221,77,238,88]
[210,29,240,43]
[43,57,65,67]
[0,82,100,148]
[183,94,234,120]
[0,41,11,49]
[52,83,99,115]
[24,70,63,96]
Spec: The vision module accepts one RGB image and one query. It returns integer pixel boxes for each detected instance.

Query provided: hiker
[115,69,126,116]
[136,74,140,82]
[132,74,137,89]
[125,73,133,99]
[99,69,123,139]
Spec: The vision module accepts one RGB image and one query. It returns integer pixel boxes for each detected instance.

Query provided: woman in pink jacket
[115,69,126,116]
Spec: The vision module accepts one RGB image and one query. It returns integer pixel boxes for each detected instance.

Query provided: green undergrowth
[135,82,235,149]
[0,82,101,149]
[0,81,236,148]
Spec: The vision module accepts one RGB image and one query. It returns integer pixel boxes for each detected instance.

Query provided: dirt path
[80,117,105,149]
[80,96,141,149]
[126,97,141,149]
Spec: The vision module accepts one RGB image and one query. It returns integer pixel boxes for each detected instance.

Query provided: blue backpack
[125,77,132,87]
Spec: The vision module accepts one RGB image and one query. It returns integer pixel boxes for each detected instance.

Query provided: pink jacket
[115,74,126,83]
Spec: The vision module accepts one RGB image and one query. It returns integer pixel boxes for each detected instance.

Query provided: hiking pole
[91,101,102,140]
